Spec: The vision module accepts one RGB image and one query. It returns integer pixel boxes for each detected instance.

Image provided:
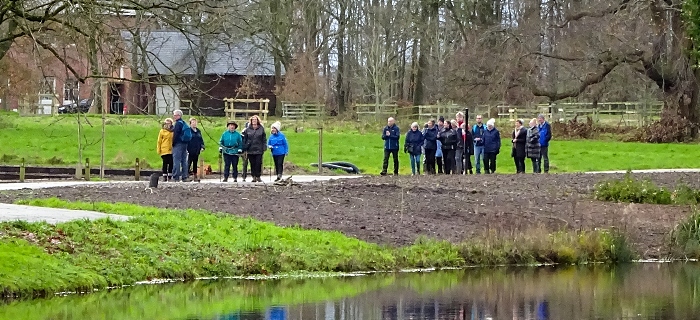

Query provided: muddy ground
[2,172,700,258]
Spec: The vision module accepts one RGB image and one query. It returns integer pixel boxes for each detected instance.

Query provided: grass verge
[0,198,635,298]
[1,114,700,175]
[594,173,700,205]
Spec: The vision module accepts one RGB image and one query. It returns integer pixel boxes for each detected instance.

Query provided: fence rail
[281,103,324,120]
[223,98,270,121]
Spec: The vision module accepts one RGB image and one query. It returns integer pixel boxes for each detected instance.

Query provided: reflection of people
[537,300,549,320]
[267,306,287,320]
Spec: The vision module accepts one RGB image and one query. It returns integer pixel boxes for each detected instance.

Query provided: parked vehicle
[58,98,93,114]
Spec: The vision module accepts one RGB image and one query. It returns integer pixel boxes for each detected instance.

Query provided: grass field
[0,112,698,175]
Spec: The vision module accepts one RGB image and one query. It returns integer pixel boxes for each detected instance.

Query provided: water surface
[2,263,700,319]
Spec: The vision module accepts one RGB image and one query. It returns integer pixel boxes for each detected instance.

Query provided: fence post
[135,158,140,181]
[318,127,323,174]
[199,157,204,181]
[85,158,91,181]
[19,158,25,182]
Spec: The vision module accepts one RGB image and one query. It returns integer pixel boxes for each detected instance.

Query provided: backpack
[180,120,192,142]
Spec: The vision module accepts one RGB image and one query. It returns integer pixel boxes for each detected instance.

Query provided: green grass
[0,113,699,175]
[0,199,635,298]
[594,173,700,205]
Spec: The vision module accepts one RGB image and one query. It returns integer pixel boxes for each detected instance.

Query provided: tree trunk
[336,0,347,114]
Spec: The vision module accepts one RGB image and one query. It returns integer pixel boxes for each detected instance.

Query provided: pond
[2,263,700,319]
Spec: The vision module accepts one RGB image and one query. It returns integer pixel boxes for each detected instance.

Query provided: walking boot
[162,174,168,182]
[275,174,282,182]
[222,177,228,182]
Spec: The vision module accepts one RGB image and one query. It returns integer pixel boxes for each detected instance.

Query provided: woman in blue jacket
[482,118,501,174]
[218,120,243,182]
[404,122,424,175]
[267,121,289,181]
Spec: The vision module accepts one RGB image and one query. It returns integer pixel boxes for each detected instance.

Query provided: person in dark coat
[242,115,266,182]
[537,114,552,173]
[482,118,501,174]
[404,122,424,175]
[511,119,527,174]
[458,122,474,174]
[527,118,542,173]
[240,121,250,181]
[187,118,205,178]
[422,119,438,174]
[438,120,458,174]
[381,117,400,176]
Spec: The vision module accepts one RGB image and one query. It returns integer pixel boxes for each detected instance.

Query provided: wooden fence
[281,103,324,120]
[223,98,270,121]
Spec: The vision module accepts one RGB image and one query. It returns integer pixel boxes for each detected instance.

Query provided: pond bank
[0,198,633,299]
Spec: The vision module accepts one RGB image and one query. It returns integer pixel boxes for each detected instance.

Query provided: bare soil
[2,172,699,258]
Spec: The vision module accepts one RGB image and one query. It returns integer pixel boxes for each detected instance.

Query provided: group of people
[157,110,289,183]
[381,112,552,175]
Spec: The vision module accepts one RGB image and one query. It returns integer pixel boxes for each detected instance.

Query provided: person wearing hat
[218,120,243,182]
[482,118,501,174]
[267,121,289,181]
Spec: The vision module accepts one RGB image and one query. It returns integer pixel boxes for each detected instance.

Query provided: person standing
[218,120,243,182]
[380,117,400,176]
[537,114,552,173]
[242,115,267,182]
[526,118,542,173]
[452,120,464,174]
[438,121,458,174]
[187,118,205,179]
[422,120,438,174]
[171,109,191,182]
[404,122,424,176]
[458,122,473,174]
[472,115,486,174]
[157,118,174,182]
[240,121,250,181]
[511,119,527,174]
[436,118,445,174]
[482,118,501,174]
[267,121,289,182]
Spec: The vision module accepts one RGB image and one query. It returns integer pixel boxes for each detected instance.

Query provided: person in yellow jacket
[157,118,174,182]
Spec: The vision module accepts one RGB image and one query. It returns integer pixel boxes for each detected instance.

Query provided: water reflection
[2,263,700,320]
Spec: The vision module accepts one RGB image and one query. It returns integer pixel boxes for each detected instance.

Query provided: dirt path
[1,172,698,258]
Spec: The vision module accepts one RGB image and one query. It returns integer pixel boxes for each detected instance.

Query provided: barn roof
[121,30,278,76]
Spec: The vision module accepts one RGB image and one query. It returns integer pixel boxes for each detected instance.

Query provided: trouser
[223,154,239,179]
[424,149,436,174]
[273,155,285,176]
[241,152,249,179]
[382,149,399,175]
[436,156,443,174]
[483,152,497,174]
[464,153,473,173]
[455,148,464,174]
[442,149,455,174]
[473,145,484,173]
[160,154,173,177]
[539,146,550,173]
[188,152,200,176]
[172,143,188,181]
[409,154,421,175]
[514,156,526,173]
[530,157,541,173]
[248,154,263,178]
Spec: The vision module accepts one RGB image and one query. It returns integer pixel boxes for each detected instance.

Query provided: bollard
[19,158,25,182]
[135,158,140,181]
[198,157,204,181]
[85,158,91,181]
[317,127,323,174]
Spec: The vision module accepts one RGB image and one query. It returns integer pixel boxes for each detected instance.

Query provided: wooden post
[318,127,323,174]
[85,158,91,181]
[198,157,204,181]
[135,158,140,181]
[19,158,25,182]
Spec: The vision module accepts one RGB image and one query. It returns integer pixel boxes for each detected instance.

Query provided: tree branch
[556,0,632,27]
[530,50,645,101]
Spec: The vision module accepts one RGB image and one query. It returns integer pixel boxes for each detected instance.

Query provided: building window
[63,78,79,101]
[40,76,55,95]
